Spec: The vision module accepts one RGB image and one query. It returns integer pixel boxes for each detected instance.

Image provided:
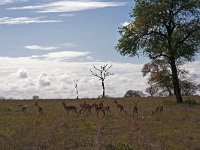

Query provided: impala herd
[18,99,164,118]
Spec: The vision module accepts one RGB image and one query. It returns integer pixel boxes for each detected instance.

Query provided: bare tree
[90,64,113,98]
[74,80,79,99]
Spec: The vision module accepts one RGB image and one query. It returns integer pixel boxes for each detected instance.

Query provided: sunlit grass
[0,96,200,149]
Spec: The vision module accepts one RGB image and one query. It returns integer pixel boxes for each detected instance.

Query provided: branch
[149,54,170,59]
[93,65,102,72]
[90,70,101,79]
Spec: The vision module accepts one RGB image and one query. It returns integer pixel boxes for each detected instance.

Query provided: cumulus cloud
[17,68,28,79]
[0,56,200,99]
[24,45,58,51]
[38,72,51,87]
[0,17,62,25]
[9,1,127,13]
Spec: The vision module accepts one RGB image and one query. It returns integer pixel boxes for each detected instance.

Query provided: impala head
[113,99,117,104]
[133,100,139,106]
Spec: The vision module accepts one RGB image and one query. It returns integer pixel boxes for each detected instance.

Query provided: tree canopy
[116,0,200,103]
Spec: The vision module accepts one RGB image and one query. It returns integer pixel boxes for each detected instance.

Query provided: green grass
[0,96,200,150]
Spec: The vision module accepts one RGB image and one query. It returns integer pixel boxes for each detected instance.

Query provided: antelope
[79,102,94,114]
[160,106,164,113]
[113,99,127,113]
[35,101,43,115]
[21,105,28,113]
[151,106,163,116]
[98,100,104,107]
[132,101,139,118]
[98,101,111,115]
[93,103,105,116]
[62,101,78,114]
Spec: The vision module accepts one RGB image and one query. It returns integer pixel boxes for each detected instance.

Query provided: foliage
[143,59,198,96]
[124,90,146,97]
[116,0,200,103]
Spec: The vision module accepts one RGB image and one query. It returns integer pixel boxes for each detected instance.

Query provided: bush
[124,90,146,98]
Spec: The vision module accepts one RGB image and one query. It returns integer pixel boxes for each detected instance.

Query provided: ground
[0,96,200,150]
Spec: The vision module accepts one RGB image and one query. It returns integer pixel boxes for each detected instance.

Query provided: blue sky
[0,0,199,99]
[0,0,146,63]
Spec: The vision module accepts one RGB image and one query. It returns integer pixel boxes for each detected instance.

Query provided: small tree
[74,80,79,99]
[90,64,113,98]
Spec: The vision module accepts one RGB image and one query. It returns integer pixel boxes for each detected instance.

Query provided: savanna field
[0,97,200,150]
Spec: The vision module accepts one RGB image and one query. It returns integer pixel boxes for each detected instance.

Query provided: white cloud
[0,0,27,5]
[0,56,200,99]
[17,68,28,79]
[42,51,90,60]
[24,45,59,51]
[38,72,51,87]
[9,1,127,13]
[0,17,62,25]
[122,21,130,27]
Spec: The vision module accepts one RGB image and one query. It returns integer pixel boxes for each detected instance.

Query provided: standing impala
[113,99,127,113]
[35,101,43,115]
[132,101,139,118]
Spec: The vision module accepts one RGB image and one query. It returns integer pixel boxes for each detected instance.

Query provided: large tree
[116,0,200,103]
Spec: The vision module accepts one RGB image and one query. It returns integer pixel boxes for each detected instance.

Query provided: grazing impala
[113,99,127,113]
[62,101,78,114]
[93,103,105,116]
[21,105,28,113]
[151,106,163,116]
[79,102,94,114]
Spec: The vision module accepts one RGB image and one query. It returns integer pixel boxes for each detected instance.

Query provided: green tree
[145,84,159,97]
[116,0,200,103]
[142,59,173,96]
[143,59,198,96]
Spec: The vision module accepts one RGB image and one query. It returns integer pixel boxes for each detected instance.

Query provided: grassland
[0,96,200,150]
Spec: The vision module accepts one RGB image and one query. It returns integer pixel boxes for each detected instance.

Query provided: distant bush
[124,90,146,98]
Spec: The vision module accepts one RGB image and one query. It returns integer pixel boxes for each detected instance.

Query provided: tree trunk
[169,58,183,103]
[102,80,105,98]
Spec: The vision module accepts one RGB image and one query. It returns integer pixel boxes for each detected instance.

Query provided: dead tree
[90,64,113,98]
[74,80,79,99]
